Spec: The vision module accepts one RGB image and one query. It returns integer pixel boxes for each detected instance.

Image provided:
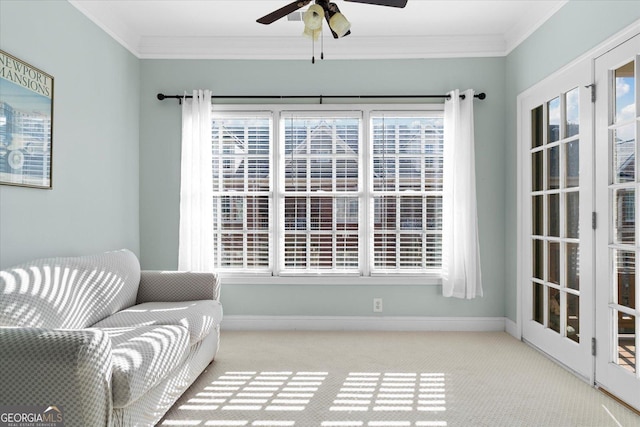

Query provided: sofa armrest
[0,327,113,427]
[137,271,220,303]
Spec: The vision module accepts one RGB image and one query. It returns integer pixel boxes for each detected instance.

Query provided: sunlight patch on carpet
[163,370,447,426]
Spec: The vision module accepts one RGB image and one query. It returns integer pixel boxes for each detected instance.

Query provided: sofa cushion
[92,300,222,346]
[0,249,140,329]
[99,325,190,408]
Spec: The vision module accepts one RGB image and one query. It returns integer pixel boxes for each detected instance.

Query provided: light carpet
[159,331,640,427]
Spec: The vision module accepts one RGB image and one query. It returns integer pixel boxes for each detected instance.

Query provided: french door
[521,59,594,380]
[595,33,640,410]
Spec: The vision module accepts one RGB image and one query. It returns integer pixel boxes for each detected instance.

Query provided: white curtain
[441,89,483,299]
[178,90,214,272]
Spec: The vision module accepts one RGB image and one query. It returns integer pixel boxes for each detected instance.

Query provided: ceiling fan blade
[257,0,312,24]
[343,0,407,7]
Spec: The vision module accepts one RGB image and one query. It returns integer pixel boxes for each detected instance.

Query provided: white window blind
[0,107,51,184]
[212,113,272,271]
[371,114,444,272]
[280,113,361,273]
[210,107,444,277]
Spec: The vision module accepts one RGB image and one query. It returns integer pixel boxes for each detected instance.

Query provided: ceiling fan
[257,0,408,39]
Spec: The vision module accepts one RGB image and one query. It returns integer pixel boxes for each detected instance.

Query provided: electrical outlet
[373,298,383,313]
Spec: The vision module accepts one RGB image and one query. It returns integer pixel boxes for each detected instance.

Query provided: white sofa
[0,249,223,426]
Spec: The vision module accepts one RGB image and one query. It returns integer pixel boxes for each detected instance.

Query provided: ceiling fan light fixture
[303,26,322,40]
[329,11,351,37]
[303,4,324,28]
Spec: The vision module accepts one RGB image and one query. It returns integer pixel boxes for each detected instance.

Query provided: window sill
[218,274,441,286]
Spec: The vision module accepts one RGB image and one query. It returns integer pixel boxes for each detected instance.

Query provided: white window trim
[212,103,444,286]
[219,273,442,286]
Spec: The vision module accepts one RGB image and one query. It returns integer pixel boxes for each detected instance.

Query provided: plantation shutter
[212,113,272,271]
[371,113,444,273]
[280,112,361,273]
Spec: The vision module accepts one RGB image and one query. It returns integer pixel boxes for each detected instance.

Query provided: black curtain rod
[157,92,486,103]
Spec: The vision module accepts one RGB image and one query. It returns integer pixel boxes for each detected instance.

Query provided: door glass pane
[532,151,543,191]
[614,124,636,183]
[528,87,586,354]
[615,61,636,124]
[613,188,635,244]
[533,282,544,324]
[616,249,636,309]
[566,242,579,291]
[614,250,635,308]
[532,105,544,148]
[567,293,579,343]
[566,139,579,188]
[566,87,580,137]
[548,241,560,284]
[532,195,543,236]
[566,191,579,238]
[548,97,561,142]
[548,193,559,237]
[533,239,544,280]
[617,311,636,373]
[549,287,561,333]
[548,146,560,190]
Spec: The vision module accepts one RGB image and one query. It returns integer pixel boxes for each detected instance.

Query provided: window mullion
[362,109,371,277]
[243,126,248,270]
[396,190,401,269]
[330,125,340,270]
[272,111,279,275]
[306,195,311,269]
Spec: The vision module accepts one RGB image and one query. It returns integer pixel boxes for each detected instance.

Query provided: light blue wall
[0,1,141,268]
[139,58,506,317]
[504,1,640,322]
[5,0,634,321]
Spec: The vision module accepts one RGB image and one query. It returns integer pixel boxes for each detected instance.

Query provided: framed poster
[0,50,53,189]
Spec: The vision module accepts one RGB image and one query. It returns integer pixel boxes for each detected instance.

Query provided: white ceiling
[68,0,568,60]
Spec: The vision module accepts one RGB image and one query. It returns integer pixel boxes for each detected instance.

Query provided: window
[211,106,443,278]
[282,113,360,273]
[212,114,272,271]
[371,114,443,272]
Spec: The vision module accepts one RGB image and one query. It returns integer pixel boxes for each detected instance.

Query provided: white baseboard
[221,315,507,332]
[505,318,519,339]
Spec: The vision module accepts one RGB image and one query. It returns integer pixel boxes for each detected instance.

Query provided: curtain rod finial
[476,92,486,100]
[157,93,166,101]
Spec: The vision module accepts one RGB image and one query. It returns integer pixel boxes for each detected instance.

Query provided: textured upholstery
[100,325,191,408]
[112,328,220,427]
[0,249,140,329]
[137,271,220,303]
[0,249,223,427]
[0,327,113,426]
[92,300,223,346]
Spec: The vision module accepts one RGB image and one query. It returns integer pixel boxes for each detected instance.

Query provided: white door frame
[517,57,593,381]
[594,32,640,410]
[516,18,640,384]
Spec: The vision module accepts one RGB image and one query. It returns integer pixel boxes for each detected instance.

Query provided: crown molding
[69,0,565,60]
[69,0,141,56]
[136,34,506,60]
[503,0,569,55]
